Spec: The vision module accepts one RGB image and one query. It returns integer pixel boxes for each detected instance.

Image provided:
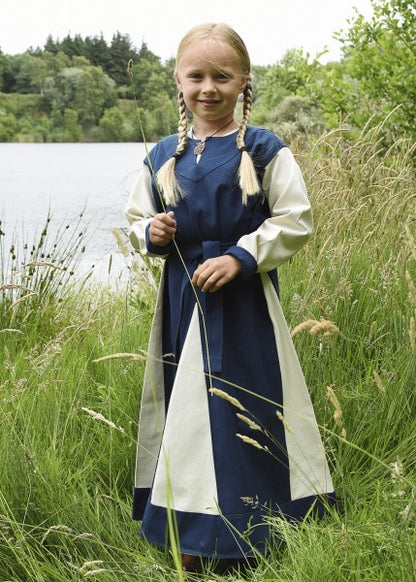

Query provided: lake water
[0,142,153,284]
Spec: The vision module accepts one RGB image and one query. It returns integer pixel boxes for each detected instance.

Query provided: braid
[236,79,261,205]
[157,91,189,206]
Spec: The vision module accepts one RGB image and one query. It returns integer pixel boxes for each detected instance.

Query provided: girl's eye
[217,73,231,80]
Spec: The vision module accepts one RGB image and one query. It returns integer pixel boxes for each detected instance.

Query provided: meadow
[0,122,415,581]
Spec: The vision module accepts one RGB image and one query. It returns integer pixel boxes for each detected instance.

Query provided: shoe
[181,553,202,573]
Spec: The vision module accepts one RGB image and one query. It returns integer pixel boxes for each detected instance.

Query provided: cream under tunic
[125,126,335,558]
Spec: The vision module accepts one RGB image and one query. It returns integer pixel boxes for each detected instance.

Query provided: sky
[1,0,374,65]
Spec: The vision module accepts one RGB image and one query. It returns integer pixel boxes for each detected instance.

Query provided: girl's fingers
[192,256,242,292]
[149,212,177,245]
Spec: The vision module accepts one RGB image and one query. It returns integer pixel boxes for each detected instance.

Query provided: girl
[125,22,335,572]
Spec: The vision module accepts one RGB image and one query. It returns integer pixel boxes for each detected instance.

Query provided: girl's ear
[175,73,182,91]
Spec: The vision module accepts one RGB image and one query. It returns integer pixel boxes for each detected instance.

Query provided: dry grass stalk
[83,569,107,577]
[276,410,293,434]
[400,501,413,522]
[236,413,262,431]
[209,387,246,411]
[0,329,23,334]
[79,561,104,574]
[327,385,343,428]
[310,319,340,336]
[405,225,416,263]
[41,524,74,544]
[291,318,340,337]
[410,316,415,350]
[390,457,403,482]
[92,352,146,363]
[10,292,38,308]
[236,433,267,451]
[0,284,32,292]
[22,261,64,270]
[81,407,125,433]
[372,370,385,393]
[405,270,416,306]
[291,319,319,337]
[341,522,348,550]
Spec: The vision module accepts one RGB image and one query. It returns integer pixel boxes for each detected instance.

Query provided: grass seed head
[209,388,246,411]
[327,385,343,427]
[236,433,267,451]
[310,319,340,336]
[236,413,262,431]
[410,316,415,350]
[291,319,319,337]
[81,407,125,433]
[276,410,293,434]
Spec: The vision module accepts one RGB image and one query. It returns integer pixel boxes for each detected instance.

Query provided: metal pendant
[193,141,206,156]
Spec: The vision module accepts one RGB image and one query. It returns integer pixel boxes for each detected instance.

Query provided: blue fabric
[134,488,337,558]
[135,126,335,558]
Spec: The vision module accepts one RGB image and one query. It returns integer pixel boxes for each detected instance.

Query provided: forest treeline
[0,0,415,145]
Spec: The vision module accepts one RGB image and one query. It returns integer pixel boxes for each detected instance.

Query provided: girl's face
[175,39,247,127]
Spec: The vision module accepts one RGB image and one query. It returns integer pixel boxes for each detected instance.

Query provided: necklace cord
[192,119,235,156]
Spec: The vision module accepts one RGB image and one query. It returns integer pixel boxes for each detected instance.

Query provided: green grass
[0,122,415,580]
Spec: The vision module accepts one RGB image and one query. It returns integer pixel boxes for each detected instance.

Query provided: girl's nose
[201,77,216,93]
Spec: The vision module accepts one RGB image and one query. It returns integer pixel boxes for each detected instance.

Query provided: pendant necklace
[192,119,235,156]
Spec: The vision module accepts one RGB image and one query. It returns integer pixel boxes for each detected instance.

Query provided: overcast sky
[2,0,374,65]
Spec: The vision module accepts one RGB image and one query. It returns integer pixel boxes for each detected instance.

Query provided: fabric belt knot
[177,240,238,374]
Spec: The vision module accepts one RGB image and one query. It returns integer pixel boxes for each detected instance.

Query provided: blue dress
[125,125,335,559]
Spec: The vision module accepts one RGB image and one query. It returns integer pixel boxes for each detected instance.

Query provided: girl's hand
[149,211,176,246]
[192,255,242,293]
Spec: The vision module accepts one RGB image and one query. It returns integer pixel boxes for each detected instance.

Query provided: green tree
[43,64,117,129]
[305,0,416,139]
[0,111,17,141]
[251,50,319,128]
[108,32,139,87]
[84,34,111,71]
[98,106,132,141]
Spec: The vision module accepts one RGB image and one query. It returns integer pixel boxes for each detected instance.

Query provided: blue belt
[175,240,238,374]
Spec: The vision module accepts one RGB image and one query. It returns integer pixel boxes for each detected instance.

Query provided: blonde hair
[157,23,260,206]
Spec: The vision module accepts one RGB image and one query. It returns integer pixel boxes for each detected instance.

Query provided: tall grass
[1,122,415,580]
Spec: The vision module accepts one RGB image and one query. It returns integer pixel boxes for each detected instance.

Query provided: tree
[305,0,416,139]
[84,34,111,70]
[0,111,17,141]
[42,64,117,129]
[98,106,132,141]
[108,32,139,87]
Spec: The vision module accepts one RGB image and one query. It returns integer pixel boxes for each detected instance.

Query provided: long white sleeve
[124,164,160,256]
[237,147,312,272]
